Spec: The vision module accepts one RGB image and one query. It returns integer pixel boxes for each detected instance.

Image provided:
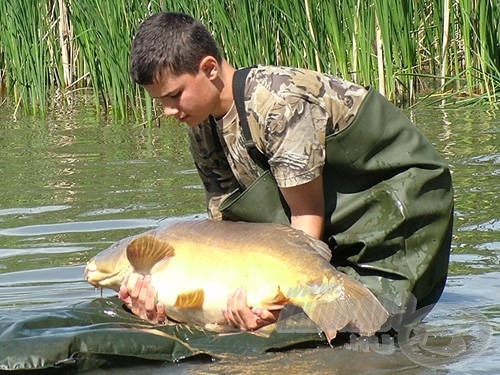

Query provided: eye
[169,91,181,98]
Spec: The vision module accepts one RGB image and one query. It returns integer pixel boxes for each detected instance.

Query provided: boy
[119,12,454,333]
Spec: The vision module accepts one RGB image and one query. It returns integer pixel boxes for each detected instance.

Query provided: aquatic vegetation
[0,0,498,119]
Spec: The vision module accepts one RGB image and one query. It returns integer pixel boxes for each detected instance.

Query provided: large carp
[85,219,389,341]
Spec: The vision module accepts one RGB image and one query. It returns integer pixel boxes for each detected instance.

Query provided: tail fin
[288,274,389,341]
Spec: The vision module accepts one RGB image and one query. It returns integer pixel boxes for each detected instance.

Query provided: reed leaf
[0,0,498,120]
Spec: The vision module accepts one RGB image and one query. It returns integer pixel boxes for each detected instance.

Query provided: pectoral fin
[127,235,175,274]
[174,289,205,309]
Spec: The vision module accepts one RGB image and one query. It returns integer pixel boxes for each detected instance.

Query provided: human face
[143,59,220,126]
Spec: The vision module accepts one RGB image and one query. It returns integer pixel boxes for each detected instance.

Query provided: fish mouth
[84,262,133,291]
[83,263,93,281]
[83,262,95,283]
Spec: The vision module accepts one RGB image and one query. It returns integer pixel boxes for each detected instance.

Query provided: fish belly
[149,250,298,328]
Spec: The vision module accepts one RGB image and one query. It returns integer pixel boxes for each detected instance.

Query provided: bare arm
[279,174,325,239]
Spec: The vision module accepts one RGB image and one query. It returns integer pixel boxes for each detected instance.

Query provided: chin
[182,118,196,126]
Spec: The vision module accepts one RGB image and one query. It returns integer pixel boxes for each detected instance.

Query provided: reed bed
[0,0,498,120]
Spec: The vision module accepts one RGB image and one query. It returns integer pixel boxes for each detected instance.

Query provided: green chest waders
[220,69,454,316]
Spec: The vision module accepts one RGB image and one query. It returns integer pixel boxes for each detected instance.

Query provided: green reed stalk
[304,0,322,72]
[440,0,451,93]
[477,0,498,102]
[1,0,498,119]
[71,0,128,118]
[389,1,417,103]
[316,0,352,79]
[275,0,322,70]
[0,0,59,117]
[374,0,393,99]
[457,0,475,96]
[353,1,377,87]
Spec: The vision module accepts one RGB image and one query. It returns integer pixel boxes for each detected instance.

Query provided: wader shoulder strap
[232,68,270,171]
[208,116,224,152]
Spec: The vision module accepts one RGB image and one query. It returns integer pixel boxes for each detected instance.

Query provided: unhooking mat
[0,297,325,373]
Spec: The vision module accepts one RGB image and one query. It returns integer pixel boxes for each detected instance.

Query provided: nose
[160,100,179,117]
[163,105,179,117]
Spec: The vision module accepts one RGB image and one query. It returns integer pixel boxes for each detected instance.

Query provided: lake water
[0,103,498,374]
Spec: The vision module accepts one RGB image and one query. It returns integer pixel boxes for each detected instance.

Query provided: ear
[199,56,219,81]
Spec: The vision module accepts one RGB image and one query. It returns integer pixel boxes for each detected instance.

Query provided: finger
[224,292,237,327]
[118,284,132,308]
[233,288,250,328]
[118,284,129,300]
[138,276,149,305]
[156,303,166,324]
[225,288,243,327]
[251,307,278,323]
[129,273,143,299]
[144,285,157,322]
[145,284,156,312]
[222,309,229,324]
[121,274,130,290]
[232,288,259,331]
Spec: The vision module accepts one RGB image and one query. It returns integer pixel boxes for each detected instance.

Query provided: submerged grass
[0,0,498,120]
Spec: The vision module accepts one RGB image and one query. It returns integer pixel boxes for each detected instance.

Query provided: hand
[223,288,279,331]
[118,273,167,324]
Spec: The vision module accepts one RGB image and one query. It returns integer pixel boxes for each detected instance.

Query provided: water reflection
[0,105,498,374]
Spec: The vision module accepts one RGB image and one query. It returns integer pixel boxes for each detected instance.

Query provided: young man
[119,12,454,333]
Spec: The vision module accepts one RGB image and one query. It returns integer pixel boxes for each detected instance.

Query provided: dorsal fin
[126,235,175,274]
[174,289,205,309]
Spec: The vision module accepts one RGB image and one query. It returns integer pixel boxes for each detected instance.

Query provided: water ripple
[458,218,499,232]
[0,205,71,216]
[0,246,89,258]
[0,219,159,236]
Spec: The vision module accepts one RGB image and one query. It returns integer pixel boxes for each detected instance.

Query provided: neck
[212,59,236,119]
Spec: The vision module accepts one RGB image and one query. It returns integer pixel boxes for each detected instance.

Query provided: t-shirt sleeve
[263,95,327,188]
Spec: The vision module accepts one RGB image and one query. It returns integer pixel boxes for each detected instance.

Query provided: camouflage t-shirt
[188,65,368,219]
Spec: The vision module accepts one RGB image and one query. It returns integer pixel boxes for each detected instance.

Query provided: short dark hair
[130,12,222,84]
